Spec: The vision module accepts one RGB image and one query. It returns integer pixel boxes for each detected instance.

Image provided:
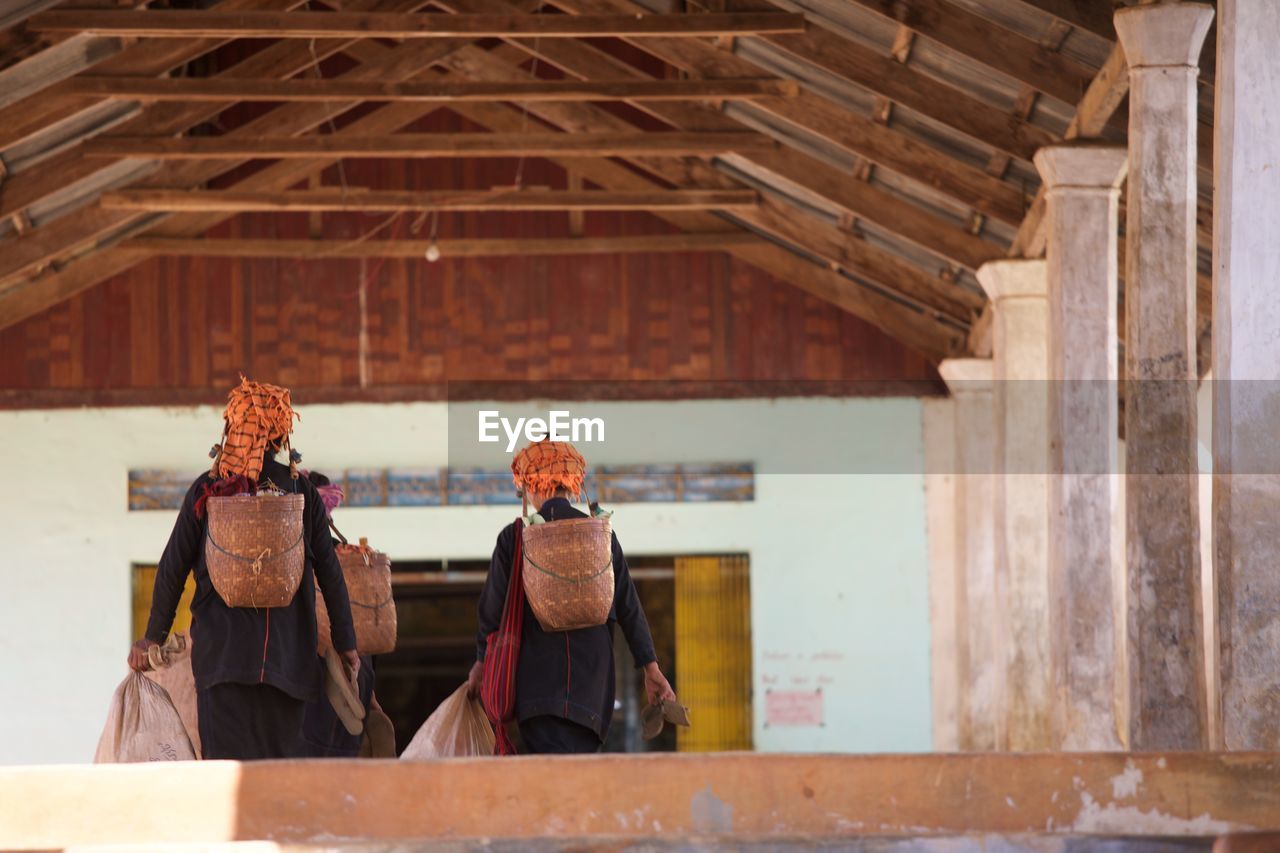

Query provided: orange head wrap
[212,376,299,481]
[511,438,587,498]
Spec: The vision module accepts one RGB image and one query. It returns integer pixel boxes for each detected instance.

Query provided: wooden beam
[837,0,1096,106]
[29,9,807,38]
[539,0,1029,226]
[744,150,1001,273]
[737,3,1056,161]
[118,233,763,257]
[764,28,1055,162]
[1007,44,1127,259]
[82,131,776,159]
[0,0,310,153]
[454,12,1001,272]
[100,188,762,212]
[1009,0,1116,41]
[0,204,138,286]
[0,0,438,223]
[0,0,545,289]
[968,44,1128,356]
[68,75,800,102]
[0,58,961,359]
[0,12,963,357]
[434,43,981,324]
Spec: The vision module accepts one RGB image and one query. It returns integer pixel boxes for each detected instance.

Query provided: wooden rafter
[0,0,525,224]
[0,0,312,153]
[1007,44,1127,260]
[82,131,777,159]
[972,38,1215,358]
[758,24,1056,162]
[538,0,1028,226]
[427,0,1001,275]
[1009,0,1115,41]
[119,234,763,257]
[405,42,983,324]
[838,0,1096,105]
[100,188,763,212]
[0,0,432,222]
[965,44,1127,356]
[0,0,547,284]
[29,10,807,38]
[68,75,800,102]
[0,45,962,359]
[743,150,1000,273]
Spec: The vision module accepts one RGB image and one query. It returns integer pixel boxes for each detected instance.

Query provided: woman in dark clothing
[467,438,676,754]
[127,378,359,760]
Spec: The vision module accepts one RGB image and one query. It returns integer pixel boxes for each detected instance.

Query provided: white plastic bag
[94,672,197,763]
[400,684,494,759]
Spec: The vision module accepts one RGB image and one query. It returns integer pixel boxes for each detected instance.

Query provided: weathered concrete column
[1213,0,1280,750]
[1115,1,1214,751]
[922,397,959,751]
[938,358,1001,751]
[1034,142,1127,750]
[977,259,1051,751]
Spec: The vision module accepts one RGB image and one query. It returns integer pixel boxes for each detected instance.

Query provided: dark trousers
[198,683,304,760]
[519,715,602,755]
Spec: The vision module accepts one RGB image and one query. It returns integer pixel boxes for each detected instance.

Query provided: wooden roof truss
[0,0,1217,363]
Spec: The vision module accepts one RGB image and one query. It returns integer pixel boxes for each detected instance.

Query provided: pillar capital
[1034,142,1127,193]
[939,358,994,395]
[1115,3,1214,69]
[977,259,1048,304]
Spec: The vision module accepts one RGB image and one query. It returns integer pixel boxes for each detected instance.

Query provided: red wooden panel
[0,120,943,402]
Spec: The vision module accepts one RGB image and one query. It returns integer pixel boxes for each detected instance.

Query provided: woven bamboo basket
[522,516,614,632]
[205,493,305,608]
[316,537,396,656]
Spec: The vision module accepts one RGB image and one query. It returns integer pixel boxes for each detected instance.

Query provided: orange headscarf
[511,438,587,498]
[212,376,299,481]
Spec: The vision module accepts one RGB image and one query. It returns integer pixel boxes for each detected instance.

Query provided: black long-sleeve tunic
[475,497,658,739]
[145,456,357,702]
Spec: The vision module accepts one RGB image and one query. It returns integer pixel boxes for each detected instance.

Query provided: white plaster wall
[0,397,932,764]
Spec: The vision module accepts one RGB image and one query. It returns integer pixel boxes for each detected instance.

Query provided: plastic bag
[400,684,495,759]
[144,633,201,758]
[94,672,197,763]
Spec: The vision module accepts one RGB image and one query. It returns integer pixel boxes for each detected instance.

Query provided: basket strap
[205,527,305,563]
[328,519,348,546]
[522,552,613,583]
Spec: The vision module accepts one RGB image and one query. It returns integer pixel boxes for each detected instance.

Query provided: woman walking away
[468,437,676,754]
[127,377,360,760]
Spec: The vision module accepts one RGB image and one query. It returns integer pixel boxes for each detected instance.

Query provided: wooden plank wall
[0,107,943,404]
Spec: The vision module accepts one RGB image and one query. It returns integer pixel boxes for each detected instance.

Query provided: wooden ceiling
[0,0,1217,364]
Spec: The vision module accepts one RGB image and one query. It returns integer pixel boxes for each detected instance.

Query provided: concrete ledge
[4,753,1279,849]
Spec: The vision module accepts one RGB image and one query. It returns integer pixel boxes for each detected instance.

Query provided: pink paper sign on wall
[764,688,824,727]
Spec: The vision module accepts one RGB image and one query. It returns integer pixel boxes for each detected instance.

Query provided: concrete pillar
[1115,1,1214,751]
[977,259,1052,751]
[922,397,959,751]
[1034,142,1127,750]
[938,358,1001,751]
[1212,0,1280,750]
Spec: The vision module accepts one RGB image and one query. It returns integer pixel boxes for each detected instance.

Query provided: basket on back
[205,493,305,608]
[316,537,396,656]
[522,515,614,632]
